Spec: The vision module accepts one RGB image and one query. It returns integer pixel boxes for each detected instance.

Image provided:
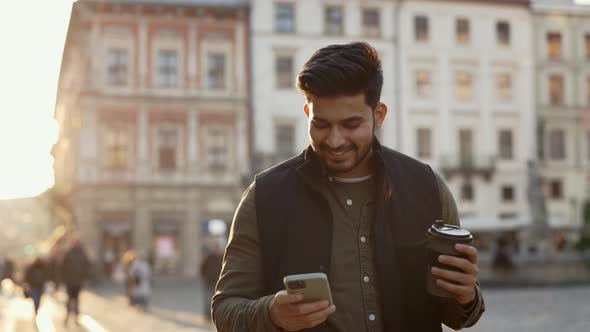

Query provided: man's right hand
[269,290,336,331]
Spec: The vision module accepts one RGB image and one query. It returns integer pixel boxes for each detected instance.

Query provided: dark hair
[296,42,383,109]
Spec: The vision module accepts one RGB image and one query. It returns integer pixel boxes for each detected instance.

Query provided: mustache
[319,144,355,153]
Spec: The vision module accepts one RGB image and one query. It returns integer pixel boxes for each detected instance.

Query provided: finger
[275,290,304,305]
[290,300,330,315]
[297,305,336,329]
[303,304,336,321]
[438,255,478,276]
[431,266,476,286]
[436,278,473,297]
[454,244,478,265]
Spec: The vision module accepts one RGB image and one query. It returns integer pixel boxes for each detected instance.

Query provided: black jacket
[255,140,443,332]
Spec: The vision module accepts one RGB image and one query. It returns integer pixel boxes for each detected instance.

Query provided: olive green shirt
[212,172,485,331]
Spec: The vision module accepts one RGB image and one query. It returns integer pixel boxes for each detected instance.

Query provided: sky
[0,1,73,199]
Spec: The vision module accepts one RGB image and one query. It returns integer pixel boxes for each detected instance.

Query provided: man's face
[304,93,387,178]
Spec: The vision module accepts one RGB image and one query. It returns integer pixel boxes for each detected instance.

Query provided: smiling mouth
[325,149,352,161]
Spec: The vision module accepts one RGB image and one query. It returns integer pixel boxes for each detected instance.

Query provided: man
[213,42,485,331]
[61,237,90,326]
[24,256,48,316]
[128,252,151,311]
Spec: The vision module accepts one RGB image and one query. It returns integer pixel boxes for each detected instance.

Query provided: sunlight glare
[0,1,72,199]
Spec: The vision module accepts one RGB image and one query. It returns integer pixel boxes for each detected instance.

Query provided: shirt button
[360,236,367,243]
[363,276,370,283]
[369,314,376,321]
[346,199,353,206]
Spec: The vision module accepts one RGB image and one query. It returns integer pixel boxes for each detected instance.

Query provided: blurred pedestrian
[128,252,151,310]
[0,256,15,281]
[47,253,62,292]
[61,237,90,326]
[103,248,115,277]
[121,250,137,304]
[24,256,48,315]
[492,236,514,271]
[200,244,223,321]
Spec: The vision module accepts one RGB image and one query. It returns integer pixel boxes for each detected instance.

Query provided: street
[445,285,590,332]
[0,278,215,332]
[2,278,589,332]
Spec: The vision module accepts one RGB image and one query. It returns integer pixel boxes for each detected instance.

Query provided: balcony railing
[440,154,496,181]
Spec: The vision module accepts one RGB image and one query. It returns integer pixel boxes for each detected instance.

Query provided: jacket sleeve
[211,182,283,332]
[435,173,486,330]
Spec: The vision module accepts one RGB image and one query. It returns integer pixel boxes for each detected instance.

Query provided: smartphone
[283,272,333,305]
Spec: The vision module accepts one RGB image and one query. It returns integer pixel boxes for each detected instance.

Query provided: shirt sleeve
[211,182,283,332]
[435,173,486,330]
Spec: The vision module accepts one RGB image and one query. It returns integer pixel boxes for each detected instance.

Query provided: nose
[326,127,345,149]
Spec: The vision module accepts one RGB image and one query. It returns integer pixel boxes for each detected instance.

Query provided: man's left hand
[430,243,479,305]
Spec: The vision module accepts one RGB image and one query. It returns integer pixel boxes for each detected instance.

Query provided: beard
[317,139,373,176]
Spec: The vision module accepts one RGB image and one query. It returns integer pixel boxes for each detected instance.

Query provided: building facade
[250,0,397,171]
[52,0,250,276]
[533,0,590,239]
[396,0,535,245]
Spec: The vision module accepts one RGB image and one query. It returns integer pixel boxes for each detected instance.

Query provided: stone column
[184,193,200,276]
[188,110,199,172]
[188,22,197,90]
[138,108,149,177]
[138,18,148,90]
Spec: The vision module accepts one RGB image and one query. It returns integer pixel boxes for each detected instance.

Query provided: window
[207,128,230,170]
[275,123,295,156]
[501,186,515,203]
[549,129,566,160]
[461,183,474,202]
[415,70,432,98]
[549,74,564,105]
[547,32,563,60]
[587,77,590,105]
[549,179,563,199]
[414,16,429,42]
[455,71,472,101]
[496,73,512,101]
[275,55,293,89]
[498,129,513,160]
[107,49,128,86]
[416,128,432,159]
[158,128,178,170]
[275,3,295,33]
[459,129,473,164]
[362,8,380,37]
[456,18,470,44]
[497,21,510,46]
[585,33,590,60]
[325,6,344,35]
[105,126,129,170]
[207,53,226,90]
[499,212,518,220]
[157,50,178,88]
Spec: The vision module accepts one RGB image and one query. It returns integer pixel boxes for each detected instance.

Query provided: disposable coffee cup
[426,220,473,297]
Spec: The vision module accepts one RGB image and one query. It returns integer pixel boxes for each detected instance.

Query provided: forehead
[309,94,372,119]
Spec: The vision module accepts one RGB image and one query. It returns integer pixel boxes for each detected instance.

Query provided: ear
[374,103,388,129]
[303,103,310,119]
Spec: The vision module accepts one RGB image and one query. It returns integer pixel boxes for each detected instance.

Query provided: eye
[312,121,329,129]
[343,122,361,129]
